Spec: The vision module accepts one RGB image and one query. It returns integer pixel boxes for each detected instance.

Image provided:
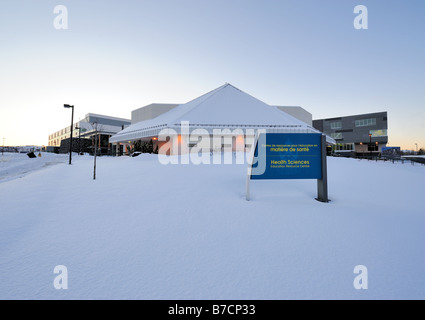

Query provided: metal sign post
[245,132,260,201]
[316,134,329,202]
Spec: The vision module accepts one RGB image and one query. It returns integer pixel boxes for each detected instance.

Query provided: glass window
[368,144,379,151]
[333,143,354,151]
[330,121,342,129]
[355,118,376,127]
[369,129,387,137]
[331,132,343,139]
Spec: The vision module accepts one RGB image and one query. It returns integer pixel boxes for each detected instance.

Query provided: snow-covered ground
[0,152,425,300]
[0,153,69,183]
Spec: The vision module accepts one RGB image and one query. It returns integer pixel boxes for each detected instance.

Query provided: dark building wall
[313,112,388,157]
[313,120,323,132]
[313,112,388,144]
[59,138,93,154]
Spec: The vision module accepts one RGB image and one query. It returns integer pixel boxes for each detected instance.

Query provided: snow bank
[0,153,69,183]
[0,154,424,299]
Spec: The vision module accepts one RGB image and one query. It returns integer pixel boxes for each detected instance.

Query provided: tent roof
[110,83,333,143]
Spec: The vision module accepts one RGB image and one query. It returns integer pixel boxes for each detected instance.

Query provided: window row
[333,143,355,151]
[330,121,342,129]
[355,118,376,127]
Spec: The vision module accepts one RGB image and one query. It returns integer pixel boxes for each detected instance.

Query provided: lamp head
[64,104,74,108]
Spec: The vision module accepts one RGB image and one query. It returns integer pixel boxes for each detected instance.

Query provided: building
[42,146,60,153]
[274,106,312,126]
[110,83,334,155]
[131,104,180,124]
[48,113,131,155]
[313,112,388,157]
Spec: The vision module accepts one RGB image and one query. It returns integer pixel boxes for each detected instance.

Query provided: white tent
[110,83,334,147]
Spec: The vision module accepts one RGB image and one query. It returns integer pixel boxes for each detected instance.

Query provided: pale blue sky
[0,0,424,149]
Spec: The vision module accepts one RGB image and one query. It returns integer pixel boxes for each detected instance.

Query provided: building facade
[274,106,312,126]
[110,84,334,155]
[313,112,388,157]
[131,104,180,124]
[48,113,131,155]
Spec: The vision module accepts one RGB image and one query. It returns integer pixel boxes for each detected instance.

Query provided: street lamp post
[415,143,418,154]
[369,134,372,159]
[376,141,379,158]
[75,125,82,155]
[93,122,98,180]
[64,104,74,165]
[2,138,4,155]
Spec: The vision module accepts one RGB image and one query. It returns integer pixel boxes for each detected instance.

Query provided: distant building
[273,106,312,126]
[313,111,388,157]
[48,113,131,155]
[0,146,41,153]
[131,104,180,124]
[42,146,60,153]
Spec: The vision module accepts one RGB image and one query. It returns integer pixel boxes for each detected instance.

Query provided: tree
[134,140,142,152]
[89,122,104,180]
[147,139,154,153]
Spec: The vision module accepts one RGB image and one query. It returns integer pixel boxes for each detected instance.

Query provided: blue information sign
[250,133,322,180]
